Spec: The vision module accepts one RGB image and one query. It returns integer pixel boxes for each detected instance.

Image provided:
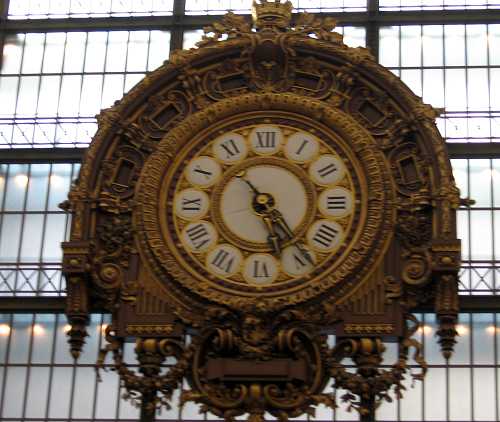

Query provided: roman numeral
[327,196,347,210]
[211,250,235,273]
[313,224,339,248]
[256,131,276,148]
[220,139,240,158]
[253,260,269,278]
[295,140,308,155]
[293,253,308,270]
[317,163,337,178]
[194,165,212,179]
[186,224,211,249]
[182,197,202,211]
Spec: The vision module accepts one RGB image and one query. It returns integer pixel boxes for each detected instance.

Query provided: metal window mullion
[20,313,37,419]
[465,23,471,143]
[11,32,28,148]
[98,31,111,113]
[0,164,10,293]
[469,313,474,421]
[14,163,32,295]
[145,29,152,73]
[31,32,49,147]
[54,32,69,147]
[44,312,61,420]
[0,314,14,418]
[467,159,473,293]
[91,314,105,420]
[494,312,499,421]
[0,0,12,71]
[36,162,54,294]
[171,0,187,53]
[77,31,90,123]
[123,30,132,97]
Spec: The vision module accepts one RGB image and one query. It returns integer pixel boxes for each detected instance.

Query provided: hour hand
[272,211,315,265]
[263,215,281,255]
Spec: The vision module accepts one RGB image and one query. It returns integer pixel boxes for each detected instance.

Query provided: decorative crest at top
[252,0,293,30]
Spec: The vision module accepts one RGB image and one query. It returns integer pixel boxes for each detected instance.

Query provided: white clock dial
[185,156,221,188]
[243,253,279,285]
[281,245,315,277]
[212,133,248,164]
[175,188,210,220]
[182,221,218,253]
[318,187,354,218]
[307,219,344,252]
[220,165,308,244]
[309,154,346,186]
[249,125,283,155]
[206,244,242,277]
[284,132,319,163]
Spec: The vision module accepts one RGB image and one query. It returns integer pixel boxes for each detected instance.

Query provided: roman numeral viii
[313,224,339,248]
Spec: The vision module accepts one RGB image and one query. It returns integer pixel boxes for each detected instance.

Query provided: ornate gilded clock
[164,120,357,288]
[62,2,461,421]
[137,97,393,313]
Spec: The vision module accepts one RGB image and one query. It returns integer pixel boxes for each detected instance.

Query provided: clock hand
[270,209,315,266]
[236,171,281,255]
[236,170,261,195]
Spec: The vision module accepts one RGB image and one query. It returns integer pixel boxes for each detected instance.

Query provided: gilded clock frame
[136,93,395,312]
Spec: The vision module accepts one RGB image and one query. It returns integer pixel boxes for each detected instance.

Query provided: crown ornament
[252,0,293,30]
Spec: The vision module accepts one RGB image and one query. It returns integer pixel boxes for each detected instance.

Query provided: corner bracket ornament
[63,2,460,421]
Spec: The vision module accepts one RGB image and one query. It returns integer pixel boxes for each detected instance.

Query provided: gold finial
[252,0,293,30]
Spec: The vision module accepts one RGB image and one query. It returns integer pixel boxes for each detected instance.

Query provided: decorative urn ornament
[62,1,462,421]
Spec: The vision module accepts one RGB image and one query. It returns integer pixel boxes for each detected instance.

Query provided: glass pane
[473,367,496,420]
[25,367,50,418]
[1,34,25,74]
[20,214,44,262]
[43,32,66,73]
[0,77,19,117]
[445,24,466,66]
[8,314,33,363]
[0,214,22,262]
[470,210,493,260]
[2,367,27,417]
[4,164,29,211]
[379,26,400,67]
[449,368,472,420]
[423,25,444,66]
[16,76,40,117]
[42,214,67,262]
[423,69,444,108]
[31,314,56,363]
[401,26,422,67]
[37,75,61,117]
[148,30,171,70]
[105,31,129,72]
[63,32,87,73]
[79,75,103,116]
[467,24,488,66]
[84,32,108,72]
[21,33,45,74]
[126,31,149,72]
[58,75,82,116]
[469,159,492,207]
[490,24,500,66]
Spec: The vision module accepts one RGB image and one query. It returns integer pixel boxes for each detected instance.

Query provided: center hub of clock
[211,156,317,253]
[253,192,275,213]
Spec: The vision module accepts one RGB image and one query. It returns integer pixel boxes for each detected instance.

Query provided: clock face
[164,119,360,289]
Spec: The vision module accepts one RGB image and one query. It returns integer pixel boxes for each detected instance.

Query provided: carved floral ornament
[62,1,462,421]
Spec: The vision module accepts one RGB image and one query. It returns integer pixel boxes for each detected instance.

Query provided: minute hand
[270,210,315,265]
